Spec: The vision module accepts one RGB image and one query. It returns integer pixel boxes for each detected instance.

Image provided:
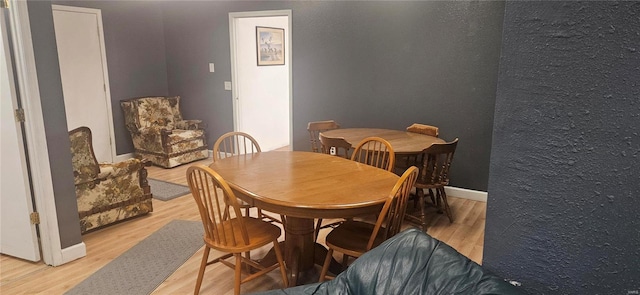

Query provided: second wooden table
[322,128,445,154]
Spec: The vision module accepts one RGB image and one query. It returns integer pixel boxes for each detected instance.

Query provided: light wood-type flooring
[1,157,486,295]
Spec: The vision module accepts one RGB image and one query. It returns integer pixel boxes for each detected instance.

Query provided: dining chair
[314,133,354,239]
[350,136,395,172]
[395,123,440,211]
[308,120,340,153]
[213,131,280,224]
[319,133,352,159]
[406,123,439,137]
[315,137,395,239]
[395,123,440,175]
[213,131,262,160]
[405,138,459,231]
[318,166,419,282]
[186,165,288,295]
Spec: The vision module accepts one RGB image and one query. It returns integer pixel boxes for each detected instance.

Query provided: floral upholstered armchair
[120,96,208,168]
[69,127,153,233]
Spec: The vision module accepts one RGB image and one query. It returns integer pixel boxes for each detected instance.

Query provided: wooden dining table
[321,128,445,154]
[208,151,399,285]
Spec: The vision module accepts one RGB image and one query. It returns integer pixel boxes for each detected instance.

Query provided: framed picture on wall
[256,26,285,66]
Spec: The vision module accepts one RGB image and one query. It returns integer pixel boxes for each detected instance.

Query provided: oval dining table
[321,128,445,154]
[208,151,399,285]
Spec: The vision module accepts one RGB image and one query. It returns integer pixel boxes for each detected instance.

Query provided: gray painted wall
[484,1,640,294]
[51,0,170,154]
[161,1,505,191]
[26,0,81,248]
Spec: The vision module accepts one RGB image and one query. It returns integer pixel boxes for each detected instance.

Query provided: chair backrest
[406,123,439,137]
[319,133,352,159]
[120,96,183,131]
[186,165,250,247]
[68,126,100,184]
[416,138,458,188]
[351,137,395,172]
[307,120,340,152]
[212,131,262,161]
[367,166,419,251]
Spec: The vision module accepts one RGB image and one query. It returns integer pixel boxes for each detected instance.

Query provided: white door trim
[52,4,116,162]
[228,10,293,146]
[9,0,86,266]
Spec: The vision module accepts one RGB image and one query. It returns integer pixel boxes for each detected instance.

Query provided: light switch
[224,81,232,90]
[209,63,215,73]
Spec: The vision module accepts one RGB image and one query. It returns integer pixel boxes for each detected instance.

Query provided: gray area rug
[65,220,204,295]
[148,178,191,201]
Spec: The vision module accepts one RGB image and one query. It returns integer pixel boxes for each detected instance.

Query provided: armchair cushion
[135,96,177,129]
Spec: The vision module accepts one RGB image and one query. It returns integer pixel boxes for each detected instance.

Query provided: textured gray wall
[26,0,81,248]
[52,0,170,154]
[161,1,505,191]
[484,1,640,294]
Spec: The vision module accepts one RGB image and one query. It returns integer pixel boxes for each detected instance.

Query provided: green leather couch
[253,228,523,295]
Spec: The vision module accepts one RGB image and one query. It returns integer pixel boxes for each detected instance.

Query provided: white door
[0,10,41,262]
[230,11,291,151]
[52,6,114,162]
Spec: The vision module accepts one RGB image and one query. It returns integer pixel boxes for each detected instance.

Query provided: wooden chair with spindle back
[350,136,395,172]
[213,131,262,161]
[318,166,419,282]
[186,165,288,295]
[212,131,280,224]
[308,120,340,153]
[316,137,396,239]
[397,123,441,206]
[405,138,459,231]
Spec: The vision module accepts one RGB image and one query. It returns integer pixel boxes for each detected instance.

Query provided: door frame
[228,10,293,147]
[52,4,116,162]
[7,0,86,266]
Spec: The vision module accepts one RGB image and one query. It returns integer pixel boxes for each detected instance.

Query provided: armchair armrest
[175,119,205,130]
[98,158,144,179]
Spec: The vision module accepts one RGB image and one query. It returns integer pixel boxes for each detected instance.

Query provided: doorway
[52,5,115,162]
[229,10,292,151]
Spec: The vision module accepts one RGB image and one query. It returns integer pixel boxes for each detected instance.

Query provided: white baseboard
[444,186,487,202]
[58,242,86,266]
[410,186,487,202]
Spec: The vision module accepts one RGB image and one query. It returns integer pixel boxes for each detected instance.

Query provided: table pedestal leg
[284,217,315,271]
[258,217,343,286]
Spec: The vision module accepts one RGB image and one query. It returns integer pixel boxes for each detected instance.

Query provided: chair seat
[205,217,282,253]
[325,221,386,258]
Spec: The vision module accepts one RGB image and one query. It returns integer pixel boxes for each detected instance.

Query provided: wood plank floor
[0,158,486,294]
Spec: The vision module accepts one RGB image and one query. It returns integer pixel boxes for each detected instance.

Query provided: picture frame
[256,26,285,66]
